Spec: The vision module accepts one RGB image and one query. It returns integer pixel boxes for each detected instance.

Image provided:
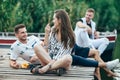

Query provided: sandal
[29,64,42,69]
[30,65,43,75]
[30,64,51,75]
[56,68,66,76]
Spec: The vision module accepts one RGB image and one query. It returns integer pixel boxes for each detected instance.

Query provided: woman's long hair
[54,9,75,48]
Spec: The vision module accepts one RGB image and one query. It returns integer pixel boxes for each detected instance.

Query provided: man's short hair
[14,24,26,33]
[86,8,95,14]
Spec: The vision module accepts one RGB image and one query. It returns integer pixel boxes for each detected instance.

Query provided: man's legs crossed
[88,49,119,77]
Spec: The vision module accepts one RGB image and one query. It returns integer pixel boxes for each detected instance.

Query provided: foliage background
[0,0,120,33]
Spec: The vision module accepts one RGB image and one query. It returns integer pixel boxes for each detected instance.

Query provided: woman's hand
[45,24,51,35]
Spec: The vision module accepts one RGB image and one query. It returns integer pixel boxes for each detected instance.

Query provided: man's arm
[10,59,21,69]
[76,21,92,34]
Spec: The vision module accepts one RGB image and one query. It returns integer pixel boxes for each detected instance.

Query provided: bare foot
[38,64,51,73]
[107,70,119,77]
[94,68,101,80]
[38,60,55,73]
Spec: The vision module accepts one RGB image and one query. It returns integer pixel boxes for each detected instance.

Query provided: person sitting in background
[74,8,109,56]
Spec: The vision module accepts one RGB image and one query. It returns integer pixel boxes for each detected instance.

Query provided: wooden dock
[113,64,120,80]
[1,48,120,80]
[0,48,95,80]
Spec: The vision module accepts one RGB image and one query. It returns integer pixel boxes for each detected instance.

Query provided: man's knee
[91,49,99,56]
[103,38,109,45]
[94,50,100,56]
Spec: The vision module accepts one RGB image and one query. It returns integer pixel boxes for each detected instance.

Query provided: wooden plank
[0,48,94,80]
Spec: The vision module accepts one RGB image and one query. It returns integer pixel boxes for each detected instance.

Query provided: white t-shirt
[10,35,41,64]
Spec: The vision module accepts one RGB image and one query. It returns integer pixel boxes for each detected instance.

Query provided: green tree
[0,0,120,33]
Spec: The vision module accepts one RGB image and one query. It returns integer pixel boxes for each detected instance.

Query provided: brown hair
[86,8,95,14]
[14,24,26,33]
[54,9,75,48]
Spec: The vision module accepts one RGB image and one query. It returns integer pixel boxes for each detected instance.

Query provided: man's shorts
[73,44,90,58]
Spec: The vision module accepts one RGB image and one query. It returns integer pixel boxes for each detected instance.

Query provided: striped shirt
[48,32,73,60]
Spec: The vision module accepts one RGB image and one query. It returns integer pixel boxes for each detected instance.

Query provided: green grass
[113,33,120,60]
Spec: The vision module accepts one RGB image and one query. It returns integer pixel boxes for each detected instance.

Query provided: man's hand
[10,60,21,69]
[76,21,92,34]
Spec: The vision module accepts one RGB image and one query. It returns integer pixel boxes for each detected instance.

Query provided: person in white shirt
[74,8,109,55]
[10,24,51,69]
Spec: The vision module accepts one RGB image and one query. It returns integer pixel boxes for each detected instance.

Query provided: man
[74,8,109,55]
[10,24,51,69]
[10,24,72,72]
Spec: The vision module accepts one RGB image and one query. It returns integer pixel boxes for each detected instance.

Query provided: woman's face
[53,14,61,28]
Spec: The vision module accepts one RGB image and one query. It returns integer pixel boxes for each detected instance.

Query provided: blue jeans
[72,55,98,67]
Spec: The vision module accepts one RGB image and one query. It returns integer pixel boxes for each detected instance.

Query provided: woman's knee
[63,55,72,64]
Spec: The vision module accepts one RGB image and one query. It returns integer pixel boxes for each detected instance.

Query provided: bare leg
[98,62,118,77]
[34,44,52,65]
[35,55,72,74]
[88,49,101,80]
[94,68,101,80]
[50,55,72,70]
[89,49,118,77]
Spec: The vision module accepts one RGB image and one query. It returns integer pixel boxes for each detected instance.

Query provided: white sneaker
[106,59,119,70]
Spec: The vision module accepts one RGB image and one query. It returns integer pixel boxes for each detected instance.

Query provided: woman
[31,9,119,80]
[31,9,75,74]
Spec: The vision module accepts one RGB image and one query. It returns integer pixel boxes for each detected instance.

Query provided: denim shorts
[73,44,90,58]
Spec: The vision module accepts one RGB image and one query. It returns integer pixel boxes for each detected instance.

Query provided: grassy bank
[113,33,120,60]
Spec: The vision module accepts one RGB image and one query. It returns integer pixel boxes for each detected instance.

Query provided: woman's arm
[44,24,51,51]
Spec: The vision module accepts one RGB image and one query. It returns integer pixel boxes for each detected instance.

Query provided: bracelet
[48,64,52,69]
